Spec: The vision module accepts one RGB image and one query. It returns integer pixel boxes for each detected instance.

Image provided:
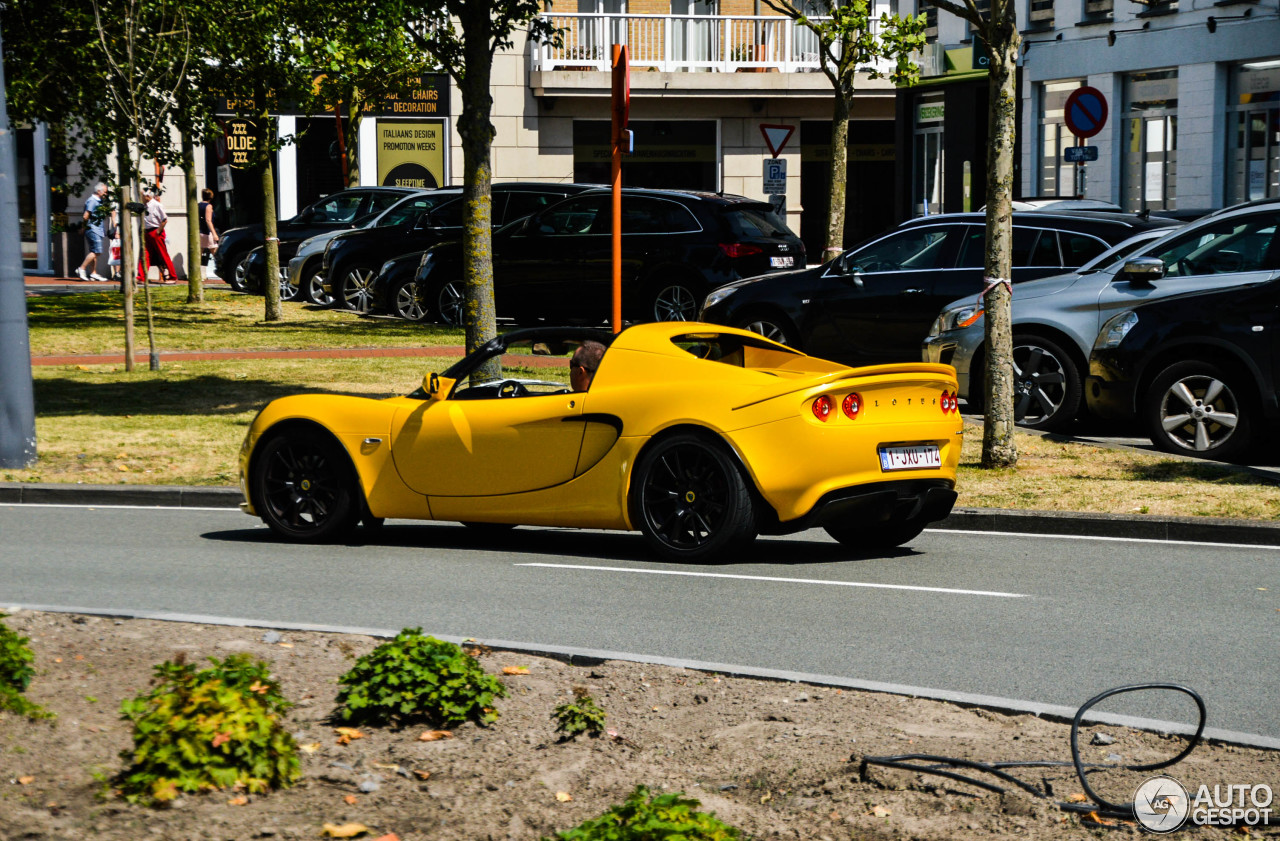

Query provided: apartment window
[1123,70,1178,212]
[1038,80,1086,197]
[1081,0,1112,22]
[1229,59,1280,204]
[923,4,938,42]
[1028,0,1055,28]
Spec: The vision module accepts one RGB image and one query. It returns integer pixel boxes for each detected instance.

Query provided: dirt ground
[1,611,1276,841]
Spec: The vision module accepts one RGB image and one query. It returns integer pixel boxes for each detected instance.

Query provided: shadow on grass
[200,521,917,566]
[1122,459,1278,485]
[33,375,374,417]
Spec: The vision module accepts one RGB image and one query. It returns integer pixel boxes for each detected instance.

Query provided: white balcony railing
[533,13,889,74]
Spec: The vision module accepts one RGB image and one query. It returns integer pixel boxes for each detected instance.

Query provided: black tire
[306,270,332,306]
[1142,360,1253,460]
[735,312,800,348]
[252,429,361,543]
[825,517,928,551]
[392,278,429,322]
[1011,335,1082,431]
[339,265,377,313]
[434,280,464,326]
[227,251,253,293]
[631,433,757,562]
[648,280,702,322]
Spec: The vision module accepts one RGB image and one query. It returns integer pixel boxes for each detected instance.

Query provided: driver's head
[570,340,606,393]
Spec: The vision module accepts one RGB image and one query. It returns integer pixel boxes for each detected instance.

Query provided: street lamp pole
[0,13,38,468]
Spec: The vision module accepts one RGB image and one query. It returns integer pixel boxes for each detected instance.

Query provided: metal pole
[610,44,623,334]
[0,16,38,468]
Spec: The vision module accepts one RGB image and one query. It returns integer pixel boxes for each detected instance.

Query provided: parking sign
[763,158,787,194]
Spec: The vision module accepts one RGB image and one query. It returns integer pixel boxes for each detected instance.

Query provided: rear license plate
[879,444,942,472]
[770,256,794,268]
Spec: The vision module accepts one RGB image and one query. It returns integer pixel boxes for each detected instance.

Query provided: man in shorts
[77,182,109,282]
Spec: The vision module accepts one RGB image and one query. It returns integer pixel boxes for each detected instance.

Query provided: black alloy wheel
[1142,360,1253,460]
[253,429,360,542]
[736,314,800,348]
[340,266,377,313]
[228,252,252,293]
[435,281,464,326]
[632,433,757,562]
[650,282,701,322]
[1011,335,1081,431]
[393,279,429,322]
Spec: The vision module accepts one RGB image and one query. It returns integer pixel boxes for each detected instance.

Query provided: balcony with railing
[532,12,892,74]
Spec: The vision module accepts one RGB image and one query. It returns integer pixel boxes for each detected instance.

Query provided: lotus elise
[238,323,963,561]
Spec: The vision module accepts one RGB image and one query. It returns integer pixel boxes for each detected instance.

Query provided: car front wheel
[434,281,464,326]
[253,429,361,542]
[1011,335,1081,431]
[306,271,332,306]
[1142,360,1253,460]
[393,279,429,322]
[735,313,800,348]
[631,433,757,562]
[650,281,701,322]
[340,266,376,313]
[228,252,252,293]
[278,266,298,301]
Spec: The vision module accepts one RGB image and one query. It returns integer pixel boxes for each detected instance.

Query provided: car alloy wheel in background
[1010,336,1081,431]
[1143,360,1252,460]
[229,252,252,293]
[393,279,429,322]
[435,281,464,326]
[631,432,757,563]
[307,272,332,306]
[341,266,376,313]
[253,429,360,543]
[651,283,700,322]
[736,315,799,348]
[278,267,298,302]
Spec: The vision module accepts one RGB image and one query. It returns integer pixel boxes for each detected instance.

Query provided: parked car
[406,188,806,325]
[1085,220,1280,460]
[323,183,600,313]
[699,210,1174,367]
[237,322,962,560]
[241,189,444,302]
[373,250,429,321]
[925,200,1280,430]
[215,187,418,292]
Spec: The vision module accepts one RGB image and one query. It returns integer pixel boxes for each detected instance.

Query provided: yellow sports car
[239,323,963,561]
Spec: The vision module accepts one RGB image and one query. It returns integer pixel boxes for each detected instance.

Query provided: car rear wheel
[650,281,701,322]
[340,266,376,313]
[278,266,298,301]
[1011,335,1081,431]
[393,279,429,322]
[228,251,252,293]
[306,271,332,306]
[631,433,757,563]
[825,516,928,551]
[253,429,360,543]
[1142,360,1253,460]
[735,313,800,348]
[434,281,464,326]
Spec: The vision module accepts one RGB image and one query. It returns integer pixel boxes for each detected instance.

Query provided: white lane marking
[517,563,1027,598]
[1,503,240,512]
[928,527,1280,550]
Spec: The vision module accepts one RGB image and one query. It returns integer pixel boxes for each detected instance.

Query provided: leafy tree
[761,0,925,261]
[923,0,1019,467]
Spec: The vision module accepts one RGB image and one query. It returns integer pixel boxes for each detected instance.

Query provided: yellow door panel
[390,395,586,496]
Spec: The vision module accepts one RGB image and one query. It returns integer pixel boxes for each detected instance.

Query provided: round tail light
[812,394,833,421]
[941,391,957,413]
[842,392,861,419]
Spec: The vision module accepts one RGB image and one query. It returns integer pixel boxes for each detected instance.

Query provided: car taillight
[842,392,861,419]
[941,391,958,413]
[719,242,764,259]
[812,395,833,421]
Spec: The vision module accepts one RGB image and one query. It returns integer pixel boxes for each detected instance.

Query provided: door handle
[902,288,925,295]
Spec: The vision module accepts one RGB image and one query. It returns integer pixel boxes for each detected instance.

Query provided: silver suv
[922,200,1280,430]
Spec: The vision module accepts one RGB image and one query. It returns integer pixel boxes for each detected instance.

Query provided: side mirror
[1121,256,1166,286]
[423,372,441,396]
[833,253,850,275]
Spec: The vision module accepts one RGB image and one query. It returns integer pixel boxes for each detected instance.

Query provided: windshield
[373,192,457,228]
[1083,228,1180,272]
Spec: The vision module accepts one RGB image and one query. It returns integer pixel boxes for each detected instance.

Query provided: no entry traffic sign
[1063,86,1108,139]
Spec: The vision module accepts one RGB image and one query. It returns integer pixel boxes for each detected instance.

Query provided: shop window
[1228,60,1280,205]
[1123,70,1178,212]
[1038,80,1085,198]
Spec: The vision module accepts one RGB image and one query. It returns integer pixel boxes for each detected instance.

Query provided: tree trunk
[824,86,851,261]
[258,107,282,322]
[979,28,1020,468]
[115,138,135,373]
[181,130,203,303]
[457,6,499,382]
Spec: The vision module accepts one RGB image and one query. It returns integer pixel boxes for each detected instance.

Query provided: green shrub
[335,628,506,727]
[116,654,300,804]
[547,785,742,840]
[552,686,606,740]
[0,613,52,720]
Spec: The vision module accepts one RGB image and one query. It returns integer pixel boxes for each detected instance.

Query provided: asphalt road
[2,503,1276,746]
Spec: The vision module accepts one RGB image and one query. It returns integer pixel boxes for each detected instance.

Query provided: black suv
[401,188,805,325]
[699,211,1175,366]
[1086,210,1280,460]
[322,182,600,312]
[215,187,417,292]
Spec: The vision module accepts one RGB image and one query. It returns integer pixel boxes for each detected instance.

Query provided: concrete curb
[5,481,1280,546]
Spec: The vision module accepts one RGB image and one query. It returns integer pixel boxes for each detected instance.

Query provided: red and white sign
[759,124,795,158]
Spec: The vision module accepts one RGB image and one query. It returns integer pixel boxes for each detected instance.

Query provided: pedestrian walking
[137,187,178,284]
[197,187,219,279]
[76,182,110,282]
